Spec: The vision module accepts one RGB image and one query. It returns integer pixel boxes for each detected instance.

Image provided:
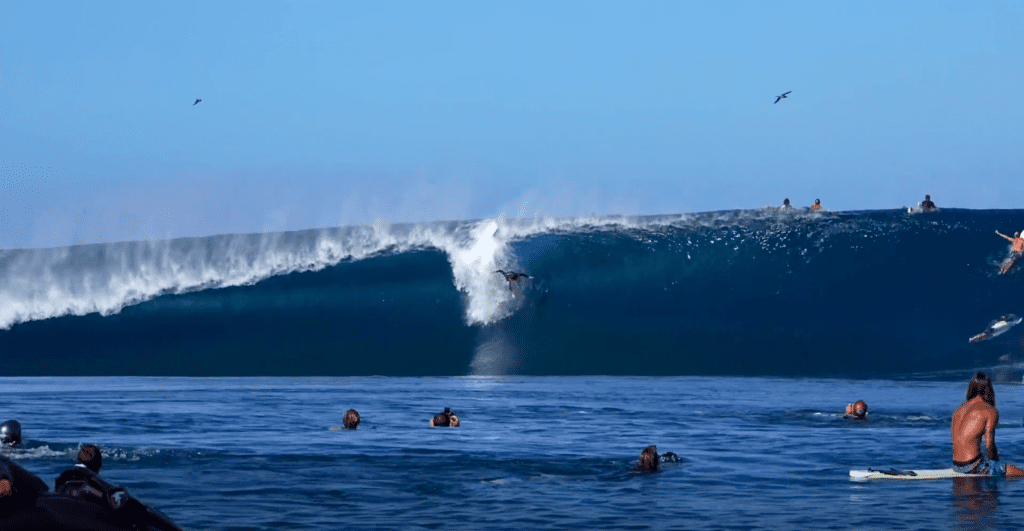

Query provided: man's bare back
[951,388,1024,477]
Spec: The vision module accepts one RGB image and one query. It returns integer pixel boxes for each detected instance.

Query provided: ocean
[3,208,1024,529]
[4,376,1024,530]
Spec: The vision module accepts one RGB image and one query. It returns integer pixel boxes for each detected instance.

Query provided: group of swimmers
[0,430,181,530]
[843,373,1024,478]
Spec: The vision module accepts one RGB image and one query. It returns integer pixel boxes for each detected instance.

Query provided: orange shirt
[810,204,821,211]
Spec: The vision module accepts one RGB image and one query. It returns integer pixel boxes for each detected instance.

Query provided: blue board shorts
[952,455,1006,476]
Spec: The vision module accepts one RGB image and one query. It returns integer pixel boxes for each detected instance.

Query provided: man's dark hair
[77,444,102,473]
[966,372,996,407]
[432,412,450,427]
[343,409,360,430]
[635,445,659,473]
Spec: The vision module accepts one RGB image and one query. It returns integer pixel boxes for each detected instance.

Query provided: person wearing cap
[810,199,822,211]
[844,400,868,420]
[921,194,936,212]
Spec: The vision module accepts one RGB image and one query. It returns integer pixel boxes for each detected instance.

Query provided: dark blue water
[5,376,1024,530]
[3,209,1024,378]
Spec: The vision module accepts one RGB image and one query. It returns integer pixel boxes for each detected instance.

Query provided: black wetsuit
[54,465,181,531]
[921,199,936,211]
[0,455,48,517]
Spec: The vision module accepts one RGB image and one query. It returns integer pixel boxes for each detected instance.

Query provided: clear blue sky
[2,0,1023,248]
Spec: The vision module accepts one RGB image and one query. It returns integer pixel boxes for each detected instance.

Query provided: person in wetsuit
[495,270,530,291]
[54,444,182,531]
[921,194,936,211]
[0,453,49,518]
[0,420,21,447]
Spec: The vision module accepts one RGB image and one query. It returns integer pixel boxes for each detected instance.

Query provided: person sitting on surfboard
[951,372,1024,478]
[920,194,936,212]
[844,400,868,420]
[810,199,821,212]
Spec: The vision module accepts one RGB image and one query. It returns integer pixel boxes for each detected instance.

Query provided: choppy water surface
[5,376,1024,530]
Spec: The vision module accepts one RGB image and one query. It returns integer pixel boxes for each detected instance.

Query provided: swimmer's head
[343,409,360,430]
[448,413,460,428]
[925,194,931,201]
[814,199,820,205]
[636,445,659,473]
[852,400,868,419]
[783,198,790,205]
[77,444,102,473]
[1015,232,1021,238]
[431,412,450,427]
[0,420,22,446]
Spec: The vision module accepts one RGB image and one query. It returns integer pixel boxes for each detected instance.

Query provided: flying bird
[193,98,202,106]
[774,91,791,104]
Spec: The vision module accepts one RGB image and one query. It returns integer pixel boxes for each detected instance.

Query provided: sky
[2,0,1024,248]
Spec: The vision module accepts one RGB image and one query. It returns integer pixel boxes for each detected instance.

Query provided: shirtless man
[995,230,1024,254]
[951,372,1024,477]
[844,400,868,420]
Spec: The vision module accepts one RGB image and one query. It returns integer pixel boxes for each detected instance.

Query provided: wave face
[3,209,1024,377]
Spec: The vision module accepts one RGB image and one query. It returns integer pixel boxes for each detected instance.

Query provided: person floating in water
[343,409,360,430]
[951,372,1024,477]
[810,199,822,211]
[55,444,183,530]
[844,400,868,420]
[780,198,791,210]
[495,270,530,291]
[430,408,459,427]
[0,420,22,447]
[921,194,936,212]
[635,445,660,473]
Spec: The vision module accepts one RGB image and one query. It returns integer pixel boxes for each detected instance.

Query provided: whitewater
[3,207,1024,378]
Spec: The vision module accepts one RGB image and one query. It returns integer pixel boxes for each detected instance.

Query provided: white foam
[0,209,871,329]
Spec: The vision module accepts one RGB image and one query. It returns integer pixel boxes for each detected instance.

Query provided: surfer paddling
[495,270,530,291]
[951,372,1024,478]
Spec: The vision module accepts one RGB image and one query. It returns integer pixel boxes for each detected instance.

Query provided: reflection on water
[952,477,999,529]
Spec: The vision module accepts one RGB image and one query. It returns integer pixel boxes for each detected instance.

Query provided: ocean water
[4,376,1024,530]
[3,208,1024,378]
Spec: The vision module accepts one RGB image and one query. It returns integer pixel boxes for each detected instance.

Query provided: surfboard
[1000,252,1022,275]
[850,468,987,480]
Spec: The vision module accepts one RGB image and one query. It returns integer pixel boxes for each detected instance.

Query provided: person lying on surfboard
[844,400,868,420]
[969,314,1021,343]
[951,372,1024,478]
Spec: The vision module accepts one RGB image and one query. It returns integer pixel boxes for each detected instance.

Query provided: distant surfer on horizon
[810,199,822,212]
[969,314,1021,343]
[495,270,530,291]
[193,98,202,106]
[951,372,1024,477]
[781,198,791,209]
[774,91,791,104]
[995,230,1024,274]
[921,194,936,212]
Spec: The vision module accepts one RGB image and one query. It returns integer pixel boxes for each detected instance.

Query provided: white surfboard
[850,468,987,480]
